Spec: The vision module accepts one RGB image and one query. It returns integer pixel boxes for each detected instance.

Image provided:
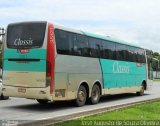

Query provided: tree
[153,52,160,59]
[0,40,2,68]
[152,52,160,71]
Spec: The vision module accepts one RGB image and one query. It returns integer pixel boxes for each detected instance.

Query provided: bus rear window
[7,22,46,49]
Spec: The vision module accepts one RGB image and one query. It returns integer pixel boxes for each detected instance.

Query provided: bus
[2,21,153,106]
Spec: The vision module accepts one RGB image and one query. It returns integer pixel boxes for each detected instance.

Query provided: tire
[1,94,9,100]
[37,99,48,104]
[136,85,145,96]
[90,84,100,104]
[76,85,87,107]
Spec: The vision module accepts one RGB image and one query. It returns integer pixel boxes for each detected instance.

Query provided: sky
[0,0,160,52]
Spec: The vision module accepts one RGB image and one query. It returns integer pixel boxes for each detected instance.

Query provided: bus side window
[68,32,78,55]
[101,40,116,60]
[127,46,136,62]
[116,43,126,61]
[140,49,146,63]
[124,46,129,61]
[54,29,73,55]
[135,48,145,63]
[135,48,139,62]
[88,37,102,58]
[75,34,90,57]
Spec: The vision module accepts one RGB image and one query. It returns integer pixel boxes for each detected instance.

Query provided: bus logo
[113,61,130,73]
[14,38,33,46]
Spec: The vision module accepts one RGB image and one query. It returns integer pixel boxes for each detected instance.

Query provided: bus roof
[82,31,141,48]
[6,21,144,49]
[54,23,142,49]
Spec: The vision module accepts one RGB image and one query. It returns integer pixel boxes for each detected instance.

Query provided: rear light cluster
[46,61,51,77]
[46,23,55,94]
[46,61,51,87]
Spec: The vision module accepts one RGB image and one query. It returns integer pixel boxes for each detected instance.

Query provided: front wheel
[76,85,87,107]
[37,99,48,104]
[136,85,144,96]
[90,84,100,104]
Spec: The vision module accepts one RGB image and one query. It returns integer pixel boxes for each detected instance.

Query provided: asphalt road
[0,82,160,123]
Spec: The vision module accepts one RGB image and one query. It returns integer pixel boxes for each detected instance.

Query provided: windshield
[7,22,46,49]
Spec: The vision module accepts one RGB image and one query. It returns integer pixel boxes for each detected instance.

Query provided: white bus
[2,21,153,106]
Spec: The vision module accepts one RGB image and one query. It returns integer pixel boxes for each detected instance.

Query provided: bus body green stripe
[3,49,46,72]
[100,59,146,88]
[4,49,46,59]
[3,59,46,72]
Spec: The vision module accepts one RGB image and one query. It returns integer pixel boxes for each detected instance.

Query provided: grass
[153,78,160,82]
[53,101,160,126]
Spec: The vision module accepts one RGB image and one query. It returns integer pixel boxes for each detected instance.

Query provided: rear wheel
[76,85,87,107]
[90,84,100,104]
[1,94,9,100]
[37,99,48,104]
[136,85,145,96]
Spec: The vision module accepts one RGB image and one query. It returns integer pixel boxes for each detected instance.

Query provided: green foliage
[0,42,2,68]
[82,101,160,120]
[152,52,160,71]
[153,52,159,58]
[153,78,160,82]
[54,101,160,126]
[153,52,160,59]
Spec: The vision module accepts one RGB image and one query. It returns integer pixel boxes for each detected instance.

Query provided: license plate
[18,88,26,93]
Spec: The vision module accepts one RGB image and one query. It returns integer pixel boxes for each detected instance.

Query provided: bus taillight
[47,23,55,94]
[46,61,51,87]
[46,61,51,77]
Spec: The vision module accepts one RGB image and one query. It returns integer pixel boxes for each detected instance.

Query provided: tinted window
[116,44,127,61]
[55,29,90,57]
[74,34,90,57]
[127,46,136,62]
[89,37,101,58]
[101,40,116,60]
[136,48,145,63]
[54,29,73,55]
[54,29,145,63]
[141,49,146,63]
[7,22,46,49]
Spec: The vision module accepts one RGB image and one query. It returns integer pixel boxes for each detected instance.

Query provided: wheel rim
[141,86,144,93]
[78,90,86,102]
[92,87,99,101]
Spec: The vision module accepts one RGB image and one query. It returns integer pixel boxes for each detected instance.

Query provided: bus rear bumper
[2,85,53,101]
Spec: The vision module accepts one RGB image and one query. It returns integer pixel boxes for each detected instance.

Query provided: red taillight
[47,23,55,94]
[46,61,51,77]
